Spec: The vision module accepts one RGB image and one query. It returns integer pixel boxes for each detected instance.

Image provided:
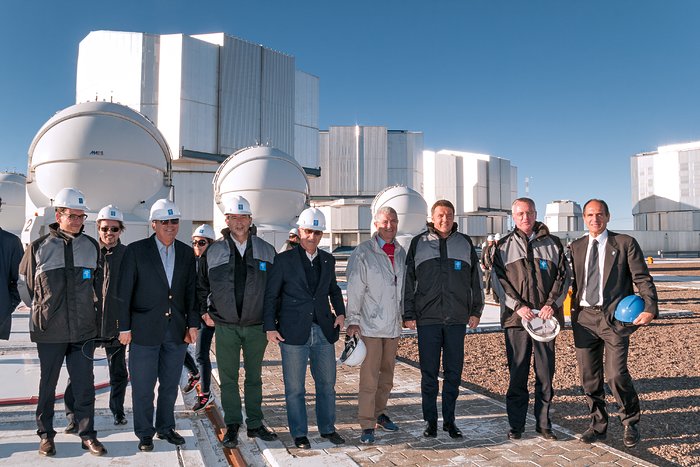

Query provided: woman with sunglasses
[182,224,217,414]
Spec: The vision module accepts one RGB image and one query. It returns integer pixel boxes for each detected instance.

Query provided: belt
[583,305,603,311]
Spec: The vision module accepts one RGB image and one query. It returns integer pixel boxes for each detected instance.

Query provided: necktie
[586,239,600,306]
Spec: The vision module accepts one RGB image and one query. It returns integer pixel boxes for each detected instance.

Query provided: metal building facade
[295,71,320,169]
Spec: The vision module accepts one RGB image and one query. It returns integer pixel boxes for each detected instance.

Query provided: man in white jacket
[345,206,406,444]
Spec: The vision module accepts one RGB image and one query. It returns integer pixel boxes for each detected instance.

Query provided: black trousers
[36,341,96,439]
[504,327,555,432]
[66,342,128,419]
[416,323,466,425]
[573,307,640,432]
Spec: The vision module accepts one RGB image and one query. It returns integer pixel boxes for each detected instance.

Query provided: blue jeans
[279,323,337,438]
[196,323,215,394]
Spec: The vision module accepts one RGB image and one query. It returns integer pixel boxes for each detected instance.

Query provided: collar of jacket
[50,222,84,240]
[426,222,458,238]
[513,221,550,242]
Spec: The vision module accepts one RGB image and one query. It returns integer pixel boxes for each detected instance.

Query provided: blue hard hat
[614,295,645,324]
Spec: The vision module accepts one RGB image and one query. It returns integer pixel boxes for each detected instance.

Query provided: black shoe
[64,421,78,434]
[38,438,56,456]
[423,421,438,438]
[443,422,463,439]
[222,424,240,449]
[536,428,558,440]
[580,428,607,443]
[507,429,522,440]
[294,436,311,449]
[113,413,128,425]
[623,424,640,448]
[138,436,154,452]
[157,428,185,445]
[320,431,345,445]
[247,425,278,442]
[81,438,107,456]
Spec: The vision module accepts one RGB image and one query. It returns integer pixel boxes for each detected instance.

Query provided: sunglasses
[156,219,180,225]
[62,213,88,221]
[99,226,121,233]
[192,240,208,247]
[301,228,323,237]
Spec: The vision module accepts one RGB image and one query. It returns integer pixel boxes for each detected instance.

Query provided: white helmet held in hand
[224,195,252,216]
[338,334,366,367]
[149,199,181,221]
[54,187,89,210]
[524,310,561,342]
[192,224,216,240]
[297,207,326,231]
[96,204,124,222]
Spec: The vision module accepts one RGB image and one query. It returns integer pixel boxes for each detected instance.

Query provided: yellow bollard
[563,288,573,317]
[647,256,654,264]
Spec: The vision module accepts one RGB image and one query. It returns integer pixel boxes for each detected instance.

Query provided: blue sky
[2,0,700,229]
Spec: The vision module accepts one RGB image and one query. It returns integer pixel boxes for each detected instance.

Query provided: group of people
[3,186,657,458]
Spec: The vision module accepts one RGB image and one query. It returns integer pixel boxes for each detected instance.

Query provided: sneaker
[360,429,375,444]
[192,392,213,413]
[376,414,399,431]
[183,373,200,394]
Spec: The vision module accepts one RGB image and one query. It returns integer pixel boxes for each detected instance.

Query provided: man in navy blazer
[118,199,199,452]
[569,199,657,449]
[0,225,22,340]
[264,207,346,450]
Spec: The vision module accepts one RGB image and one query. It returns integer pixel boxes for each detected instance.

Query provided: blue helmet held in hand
[614,295,645,324]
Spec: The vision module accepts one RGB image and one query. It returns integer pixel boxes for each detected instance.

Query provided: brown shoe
[81,438,107,456]
[38,438,56,457]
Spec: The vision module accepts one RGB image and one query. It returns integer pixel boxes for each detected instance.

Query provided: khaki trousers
[358,336,399,429]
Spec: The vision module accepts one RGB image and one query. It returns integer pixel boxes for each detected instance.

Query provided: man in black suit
[264,207,346,450]
[0,223,22,340]
[569,199,657,448]
[118,199,199,452]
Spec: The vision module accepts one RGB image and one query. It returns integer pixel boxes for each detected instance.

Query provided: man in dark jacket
[264,207,346,450]
[118,199,199,452]
[492,197,570,441]
[569,199,657,448]
[403,199,484,439]
[18,187,106,457]
[65,205,129,431]
[0,224,22,340]
[198,196,277,448]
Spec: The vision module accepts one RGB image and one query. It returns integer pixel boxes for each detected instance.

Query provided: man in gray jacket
[346,206,406,444]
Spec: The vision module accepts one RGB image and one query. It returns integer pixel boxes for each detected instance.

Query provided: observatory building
[632,141,700,231]
[0,172,26,235]
[544,200,583,233]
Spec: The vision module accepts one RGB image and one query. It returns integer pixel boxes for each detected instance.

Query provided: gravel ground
[396,263,700,466]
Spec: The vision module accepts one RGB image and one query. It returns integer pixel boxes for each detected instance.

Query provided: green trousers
[215,323,268,428]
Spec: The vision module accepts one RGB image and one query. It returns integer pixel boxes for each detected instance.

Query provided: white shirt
[581,229,608,307]
[154,236,175,287]
[305,249,318,262]
[232,236,247,257]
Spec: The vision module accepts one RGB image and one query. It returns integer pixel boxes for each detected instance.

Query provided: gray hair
[511,197,536,212]
[373,206,398,221]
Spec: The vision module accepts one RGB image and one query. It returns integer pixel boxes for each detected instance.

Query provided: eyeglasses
[192,240,208,247]
[62,213,88,221]
[156,219,180,225]
[301,229,323,237]
[99,226,121,233]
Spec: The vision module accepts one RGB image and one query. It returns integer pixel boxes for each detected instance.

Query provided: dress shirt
[232,236,247,257]
[581,229,608,307]
[305,249,318,262]
[154,236,175,287]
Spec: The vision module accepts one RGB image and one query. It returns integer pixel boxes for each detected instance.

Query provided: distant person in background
[345,206,406,444]
[264,207,346,450]
[65,205,130,434]
[182,224,217,416]
[279,227,300,252]
[0,219,22,340]
[18,187,106,457]
[118,199,199,452]
[481,235,496,300]
[403,199,483,440]
[197,197,278,449]
[491,197,569,441]
[569,199,657,448]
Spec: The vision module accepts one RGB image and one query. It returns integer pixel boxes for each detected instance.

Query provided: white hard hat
[487,235,494,242]
[54,187,89,210]
[149,198,181,221]
[289,227,299,236]
[297,207,326,231]
[96,204,124,222]
[494,233,502,241]
[524,310,561,343]
[192,224,216,240]
[338,335,366,367]
[223,195,252,215]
